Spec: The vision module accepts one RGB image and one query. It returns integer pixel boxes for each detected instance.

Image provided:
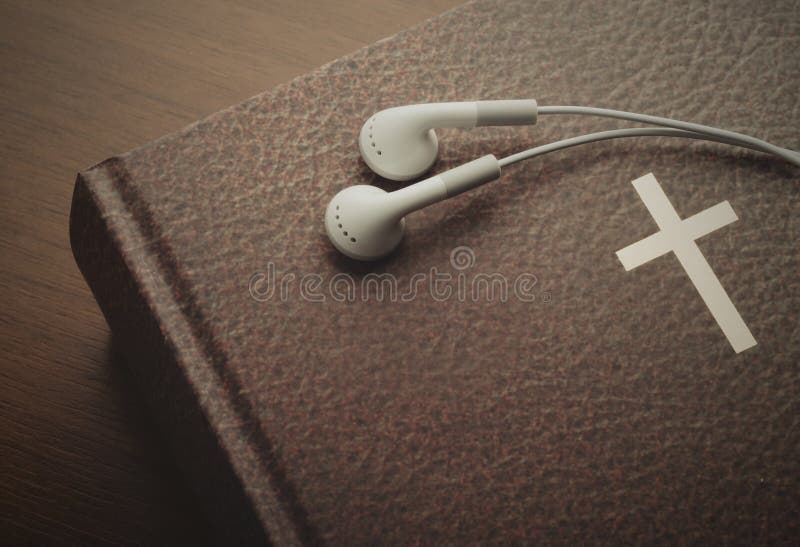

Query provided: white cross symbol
[615,173,757,353]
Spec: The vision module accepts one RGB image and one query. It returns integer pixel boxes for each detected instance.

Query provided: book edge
[69,159,302,545]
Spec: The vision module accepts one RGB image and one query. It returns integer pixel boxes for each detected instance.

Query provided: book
[70,0,800,543]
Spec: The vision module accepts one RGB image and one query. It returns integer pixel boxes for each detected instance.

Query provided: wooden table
[0,1,460,542]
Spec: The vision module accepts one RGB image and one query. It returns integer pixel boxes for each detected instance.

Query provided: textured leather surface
[72,0,799,543]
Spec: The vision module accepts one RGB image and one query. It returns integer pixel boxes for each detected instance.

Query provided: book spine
[69,158,297,545]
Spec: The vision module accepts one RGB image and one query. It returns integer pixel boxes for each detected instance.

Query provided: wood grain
[0,1,461,543]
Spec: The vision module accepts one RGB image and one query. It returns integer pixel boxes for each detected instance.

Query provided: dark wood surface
[0,1,460,543]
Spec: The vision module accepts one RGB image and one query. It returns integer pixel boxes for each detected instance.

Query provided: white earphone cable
[536,106,800,167]
[498,127,793,168]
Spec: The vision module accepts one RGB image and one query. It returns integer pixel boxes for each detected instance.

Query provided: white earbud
[359,100,537,181]
[325,155,501,260]
[334,101,800,261]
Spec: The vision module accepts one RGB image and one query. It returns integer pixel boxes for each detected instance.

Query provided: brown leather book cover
[70,0,799,543]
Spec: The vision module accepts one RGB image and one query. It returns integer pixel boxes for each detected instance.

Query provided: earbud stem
[387,154,502,218]
[439,154,502,197]
[475,100,538,126]
[407,102,478,129]
[404,100,538,130]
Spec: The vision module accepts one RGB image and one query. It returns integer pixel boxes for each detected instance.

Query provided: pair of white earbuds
[325,100,800,261]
